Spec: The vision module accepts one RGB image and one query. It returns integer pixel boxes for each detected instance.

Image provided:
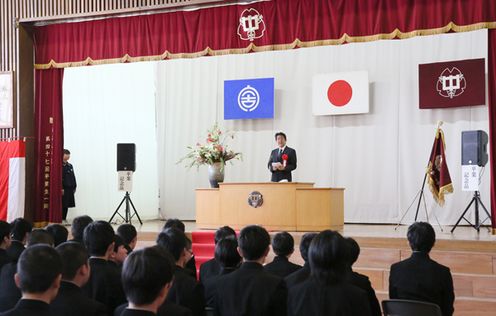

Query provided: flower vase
[208,162,225,188]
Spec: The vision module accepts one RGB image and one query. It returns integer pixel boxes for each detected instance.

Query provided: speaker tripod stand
[109,191,143,225]
[451,191,491,233]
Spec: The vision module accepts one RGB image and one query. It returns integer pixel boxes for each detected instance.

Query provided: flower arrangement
[178,123,242,170]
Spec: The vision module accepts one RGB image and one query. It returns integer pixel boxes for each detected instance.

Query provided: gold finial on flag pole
[436,120,443,129]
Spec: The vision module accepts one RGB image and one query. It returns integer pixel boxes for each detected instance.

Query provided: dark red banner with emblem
[419,58,486,109]
[427,127,453,206]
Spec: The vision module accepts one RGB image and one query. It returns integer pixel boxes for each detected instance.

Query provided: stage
[128,220,496,316]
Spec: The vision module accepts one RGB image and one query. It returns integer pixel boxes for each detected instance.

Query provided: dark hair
[63,149,71,155]
[17,244,62,293]
[46,224,69,247]
[10,218,32,241]
[407,222,435,253]
[215,238,241,269]
[156,228,186,261]
[117,224,137,245]
[0,221,11,242]
[274,132,287,141]
[122,246,174,305]
[113,234,125,253]
[163,219,185,232]
[55,242,88,280]
[83,221,115,256]
[71,215,93,242]
[299,232,317,262]
[345,237,360,266]
[272,232,294,257]
[214,226,236,244]
[309,230,347,284]
[28,229,54,247]
[238,225,270,261]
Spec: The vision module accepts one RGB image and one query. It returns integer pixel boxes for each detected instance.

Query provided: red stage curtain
[32,0,496,229]
[34,69,64,226]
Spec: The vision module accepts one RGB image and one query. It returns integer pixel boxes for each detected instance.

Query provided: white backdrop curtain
[155,29,489,224]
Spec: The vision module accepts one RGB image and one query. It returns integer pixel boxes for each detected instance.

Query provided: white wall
[63,62,159,221]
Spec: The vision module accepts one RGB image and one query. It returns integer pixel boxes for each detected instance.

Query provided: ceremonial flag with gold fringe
[426,126,453,206]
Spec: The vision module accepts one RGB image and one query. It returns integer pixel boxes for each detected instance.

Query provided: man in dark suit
[62,149,77,223]
[6,218,32,262]
[199,226,236,285]
[0,221,11,271]
[389,222,454,316]
[51,242,107,316]
[0,245,62,316]
[264,232,301,278]
[82,221,126,313]
[285,232,316,288]
[69,215,93,244]
[156,228,205,316]
[118,246,175,316]
[345,237,381,316]
[267,132,297,182]
[214,225,287,316]
[288,230,371,316]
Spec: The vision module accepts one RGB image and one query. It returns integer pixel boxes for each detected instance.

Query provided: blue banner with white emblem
[224,78,275,120]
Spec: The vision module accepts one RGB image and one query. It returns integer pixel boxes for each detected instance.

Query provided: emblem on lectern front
[248,191,263,208]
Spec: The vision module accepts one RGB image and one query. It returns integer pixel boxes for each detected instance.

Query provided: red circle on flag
[327,80,353,106]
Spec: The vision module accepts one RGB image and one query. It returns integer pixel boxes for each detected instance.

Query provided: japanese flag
[312,71,369,115]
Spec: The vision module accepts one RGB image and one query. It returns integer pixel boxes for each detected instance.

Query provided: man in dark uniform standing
[62,149,77,224]
[268,132,297,182]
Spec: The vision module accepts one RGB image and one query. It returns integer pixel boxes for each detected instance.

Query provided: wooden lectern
[196,182,344,231]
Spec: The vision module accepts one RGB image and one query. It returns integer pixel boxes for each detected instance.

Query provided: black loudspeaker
[461,130,488,166]
[117,143,136,171]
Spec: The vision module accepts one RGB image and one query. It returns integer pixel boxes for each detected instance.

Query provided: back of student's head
[117,224,137,246]
[407,222,435,253]
[345,237,360,266]
[163,219,185,232]
[16,244,62,294]
[238,225,270,261]
[272,231,294,257]
[46,224,69,247]
[0,220,11,245]
[55,242,88,281]
[215,238,242,269]
[10,217,32,242]
[71,215,93,242]
[122,246,174,306]
[299,232,317,263]
[28,229,54,247]
[83,220,115,256]
[309,230,347,284]
[214,226,236,244]
[156,228,186,261]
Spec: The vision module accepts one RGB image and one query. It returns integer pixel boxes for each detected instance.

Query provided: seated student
[389,222,454,316]
[109,235,128,271]
[51,242,107,316]
[264,232,301,278]
[163,219,196,278]
[0,244,62,316]
[156,228,205,316]
[285,232,317,288]
[118,246,175,316]
[203,238,241,308]
[214,225,287,316]
[70,215,93,244]
[288,230,371,316]
[116,224,138,254]
[82,221,126,312]
[0,221,11,270]
[0,229,55,312]
[344,237,381,316]
[46,224,69,247]
[6,218,32,262]
[199,226,236,285]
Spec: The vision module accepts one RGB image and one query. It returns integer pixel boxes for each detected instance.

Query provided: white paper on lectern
[271,162,282,170]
